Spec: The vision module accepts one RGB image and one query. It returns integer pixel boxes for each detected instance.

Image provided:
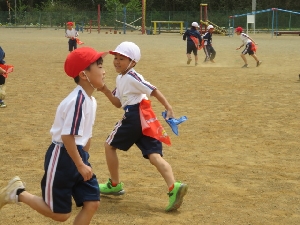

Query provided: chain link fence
[0,10,299,32]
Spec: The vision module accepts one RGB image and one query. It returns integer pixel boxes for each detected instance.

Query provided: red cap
[235,27,243,32]
[64,47,107,78]
[66,22,73,26]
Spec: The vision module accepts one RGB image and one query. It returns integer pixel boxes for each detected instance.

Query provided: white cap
[207,25,214,30]
[109,41,141,62]
[191,22,199,27]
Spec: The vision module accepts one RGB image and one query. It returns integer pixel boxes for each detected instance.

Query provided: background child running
[235,26,262,68]
[0,46,13,108]
[65,21,79,52]
[97,41,188,212]
[203,25,216,63]
[183,22,202,66]
[0,47,108,225]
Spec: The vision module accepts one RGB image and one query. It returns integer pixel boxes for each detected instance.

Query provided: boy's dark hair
[74,57,103,84]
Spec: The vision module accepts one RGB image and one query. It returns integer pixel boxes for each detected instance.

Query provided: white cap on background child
[207,25,214,30]
[191,22,199,28]
[109,41,141,63]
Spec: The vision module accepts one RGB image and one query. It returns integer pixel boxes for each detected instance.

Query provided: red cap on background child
[64,47,107,78]
[66,22,73,26]
[235,27,243,32]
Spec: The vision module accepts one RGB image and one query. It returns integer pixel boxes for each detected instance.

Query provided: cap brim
[92,52,108,62]
[109,50,131,59]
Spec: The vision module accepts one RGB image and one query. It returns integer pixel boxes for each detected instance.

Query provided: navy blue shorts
[186,40,197,55]
[242,42,255,55]
[106,104,163,159]
[68,39,77,51]
[41,143,100,213]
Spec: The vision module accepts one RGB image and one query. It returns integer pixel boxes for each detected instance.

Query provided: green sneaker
[0,101,6,108]
[165,182,188,212]
[99,178,125,196]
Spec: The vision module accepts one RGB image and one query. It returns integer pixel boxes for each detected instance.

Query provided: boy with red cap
[0,47,107,225]
[97,41,188,212]
[65,22,79,52]
[235,26,262,68]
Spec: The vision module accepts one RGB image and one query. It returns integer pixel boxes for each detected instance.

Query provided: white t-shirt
[240,33,252,45]
[65,28,78,38]
[113,68,156,108]
[50,85,97,147]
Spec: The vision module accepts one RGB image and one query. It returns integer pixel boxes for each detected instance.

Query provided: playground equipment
[199,3,227,35]
[115,17,142,32]
[229,8,300,37]
[151,21,184,35]
[113,0,146,34]
[200,19,227,35]
[85,4,101,33]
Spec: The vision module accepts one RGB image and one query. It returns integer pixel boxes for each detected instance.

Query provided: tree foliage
[1,0,300,12]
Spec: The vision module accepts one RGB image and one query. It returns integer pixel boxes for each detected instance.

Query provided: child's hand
[77,164,93,181]
[0,67,6,74]
[165,109,175,120]
[97,84,107,92]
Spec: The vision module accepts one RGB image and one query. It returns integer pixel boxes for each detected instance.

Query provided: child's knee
[84,201,100,213]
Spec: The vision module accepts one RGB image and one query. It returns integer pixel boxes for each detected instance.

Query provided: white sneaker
[0,176,25,209]
[256,61,262,67]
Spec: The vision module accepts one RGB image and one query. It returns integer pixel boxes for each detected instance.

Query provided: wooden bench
[274,31,300,36]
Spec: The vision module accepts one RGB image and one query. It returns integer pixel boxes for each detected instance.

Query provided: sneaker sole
[0,176,22,209]
[100,189,125,196]
[165,184,188,212]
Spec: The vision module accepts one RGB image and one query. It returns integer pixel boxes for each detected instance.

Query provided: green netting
[0,10,299,31]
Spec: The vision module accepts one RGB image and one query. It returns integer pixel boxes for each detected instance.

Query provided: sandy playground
[0,27,300,225]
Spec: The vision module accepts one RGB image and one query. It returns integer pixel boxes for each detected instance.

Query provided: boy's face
[67,24,72,30]
[84,61,106,89]
[113,53,135,74]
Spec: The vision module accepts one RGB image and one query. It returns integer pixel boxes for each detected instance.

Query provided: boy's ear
[78,71,87,80]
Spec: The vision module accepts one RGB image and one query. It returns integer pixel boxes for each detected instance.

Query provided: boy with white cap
[203,25,216,63]
[183,22,202,66]
[97,41,188,212]
[0,47,107,225]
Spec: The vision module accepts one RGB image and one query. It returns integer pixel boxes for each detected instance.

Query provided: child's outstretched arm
[151,89,174,119]
[97,84,122,108]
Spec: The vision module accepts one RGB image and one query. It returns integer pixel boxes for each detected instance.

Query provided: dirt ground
[0,27,300,225]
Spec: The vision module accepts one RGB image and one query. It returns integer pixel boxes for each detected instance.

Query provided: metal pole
[251,0,256,31]
[123,7,126,34]
[289,12,291,30]
[271,9,274,38]
[98,4,100,33]
[15,0,16,26]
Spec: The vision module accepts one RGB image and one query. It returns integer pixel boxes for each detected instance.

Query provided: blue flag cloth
[162,111,187,135]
